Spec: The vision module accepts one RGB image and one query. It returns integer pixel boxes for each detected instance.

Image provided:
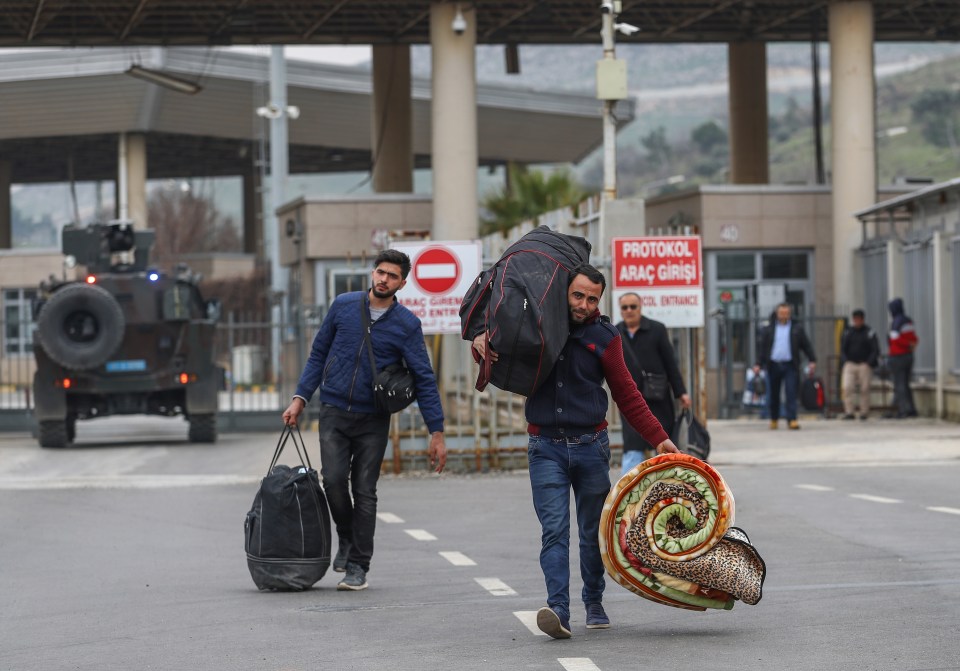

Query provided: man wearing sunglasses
[616,292,691,475]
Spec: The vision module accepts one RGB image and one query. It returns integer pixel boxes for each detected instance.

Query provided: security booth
[643,184,908,419]
[855,178,960,421]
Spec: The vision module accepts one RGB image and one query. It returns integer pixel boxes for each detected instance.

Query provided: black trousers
[888,353,916,416]
[317,403,391,572]
[622,396,675,456]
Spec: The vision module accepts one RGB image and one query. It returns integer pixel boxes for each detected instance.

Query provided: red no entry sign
[412,246,461,295]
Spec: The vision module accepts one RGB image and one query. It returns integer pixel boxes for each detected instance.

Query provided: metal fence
[712,305,849,419]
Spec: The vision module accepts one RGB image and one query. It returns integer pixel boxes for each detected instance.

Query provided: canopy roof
[0,47,631,183]
[2,1,959,46]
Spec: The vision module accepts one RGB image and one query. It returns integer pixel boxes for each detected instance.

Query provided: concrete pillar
[429,2,478,240]
[118,132,148,228]
[372,44,413,193]
[430,2,479,399]
[0,160,11,249]
[933,230,949,418]
[830,0,876,312]
[727,42,769,184]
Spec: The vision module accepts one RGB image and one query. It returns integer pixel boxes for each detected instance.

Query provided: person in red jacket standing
[885,297,919,418]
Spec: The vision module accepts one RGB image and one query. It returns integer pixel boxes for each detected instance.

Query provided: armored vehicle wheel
[188,414,217,443]
[36,283,125,370]
[38,420,68,448]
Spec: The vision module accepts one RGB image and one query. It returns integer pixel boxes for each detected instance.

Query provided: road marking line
[404,529,437,541]
[849,493,902,504]
[0,475,260,490]
[558,659,602,671]
[514,611,547,636]
[794,484,834,491]
[439,551,476,566]
[377,512,405,524]
[927,506,960,516]
[475,577,517,596]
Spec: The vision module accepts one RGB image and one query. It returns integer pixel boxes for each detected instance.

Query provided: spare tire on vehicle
[36,282,125,370]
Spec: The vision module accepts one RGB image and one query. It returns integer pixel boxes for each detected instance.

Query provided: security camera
[600,2,615,14]
[615,22,640,36]
[451,6,467,34]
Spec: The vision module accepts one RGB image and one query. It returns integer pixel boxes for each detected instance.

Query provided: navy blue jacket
[525,312,668,446]
[294,291,445,434]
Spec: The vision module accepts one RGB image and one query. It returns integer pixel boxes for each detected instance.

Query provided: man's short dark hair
[852,309,865,319]
[374,249,411,279]
[569,263,606,294]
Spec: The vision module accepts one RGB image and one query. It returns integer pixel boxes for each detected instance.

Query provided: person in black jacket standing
[840,309,880,420]
[616,292,691,474]
[758,302,817,430]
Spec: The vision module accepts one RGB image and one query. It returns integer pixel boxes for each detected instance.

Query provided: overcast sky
[228,45,370,65]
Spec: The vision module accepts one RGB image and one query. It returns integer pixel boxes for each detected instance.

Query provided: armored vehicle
[32,222,222,448]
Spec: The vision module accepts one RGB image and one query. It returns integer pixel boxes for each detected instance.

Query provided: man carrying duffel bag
[282,249,447,592]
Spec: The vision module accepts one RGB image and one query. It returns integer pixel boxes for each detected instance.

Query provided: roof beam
[302,0,351,40]
[120,0,152,41]
[213,0,252,37]
[27,0,45,42]
[751,1,828,35]
[879,0,933,21]
[659,0,742,38]
[395,9,430,37]
[482,2,538,40]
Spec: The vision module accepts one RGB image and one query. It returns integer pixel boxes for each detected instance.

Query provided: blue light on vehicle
[148,271,160,281]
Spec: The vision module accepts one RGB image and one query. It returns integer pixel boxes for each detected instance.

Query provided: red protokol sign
[412,246,461,295]
[612,236,703,288]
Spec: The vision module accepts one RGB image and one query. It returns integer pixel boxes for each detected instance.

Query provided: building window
[4,288,36,356]
[761,253,808,279]
[329,269,369,303]
[716,253,756,280]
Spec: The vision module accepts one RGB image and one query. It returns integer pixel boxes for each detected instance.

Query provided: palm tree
[480,167,590,235]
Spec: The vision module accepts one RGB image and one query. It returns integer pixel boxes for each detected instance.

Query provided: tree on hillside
[480,167,589,235]
[147,188,242,270]
[691,121,728,154]
[641,126,673,169]
[911,89,960,151]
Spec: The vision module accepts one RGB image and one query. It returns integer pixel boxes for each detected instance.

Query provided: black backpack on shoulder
[244,425,332,591]
[459,225,591,396]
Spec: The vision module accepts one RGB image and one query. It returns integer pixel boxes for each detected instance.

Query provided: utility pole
[257,46,300,385]
[596,1,634,201]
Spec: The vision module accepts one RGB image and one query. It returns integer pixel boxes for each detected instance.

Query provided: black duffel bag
[244,425,332,591]
[671,408,711,462]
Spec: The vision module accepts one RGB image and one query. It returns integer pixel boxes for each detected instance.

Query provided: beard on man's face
[372,284,399,299]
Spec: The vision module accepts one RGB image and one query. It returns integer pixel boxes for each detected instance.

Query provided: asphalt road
[1,416,959,671]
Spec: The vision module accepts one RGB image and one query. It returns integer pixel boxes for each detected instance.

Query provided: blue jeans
[767,361,799,421]
[620,448,648,477]
[318,403,391,572]
[528,431,612,621]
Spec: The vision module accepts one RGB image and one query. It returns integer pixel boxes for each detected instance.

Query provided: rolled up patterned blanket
[599,453,766,611]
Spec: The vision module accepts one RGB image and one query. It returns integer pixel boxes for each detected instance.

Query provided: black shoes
[536,607,571,639]
[337,562,368,591]
[585,603,610,629]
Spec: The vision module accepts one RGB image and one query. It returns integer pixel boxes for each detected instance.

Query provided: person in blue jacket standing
[283,249,447,592]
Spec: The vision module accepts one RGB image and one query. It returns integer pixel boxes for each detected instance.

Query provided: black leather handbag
[360,300,417,414]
